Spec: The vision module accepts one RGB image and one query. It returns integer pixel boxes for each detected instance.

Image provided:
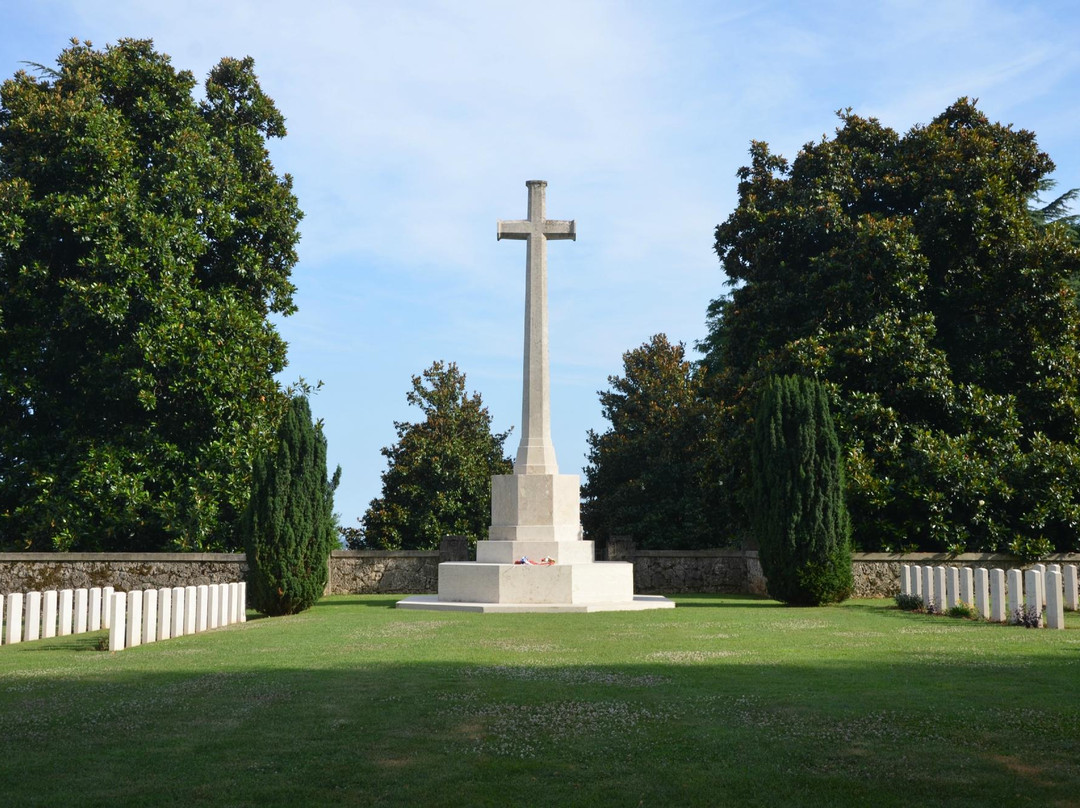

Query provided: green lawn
[1,594,1078,807]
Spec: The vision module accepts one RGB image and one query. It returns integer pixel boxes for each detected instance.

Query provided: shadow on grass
[1,650,1077,808]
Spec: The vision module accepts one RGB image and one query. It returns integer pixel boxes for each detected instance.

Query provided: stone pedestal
[399,472,673,613]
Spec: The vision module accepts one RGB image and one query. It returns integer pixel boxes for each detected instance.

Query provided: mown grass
[2,594,1078,807]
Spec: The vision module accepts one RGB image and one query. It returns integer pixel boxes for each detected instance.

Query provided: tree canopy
[0,39,301,551]
[351,362,511,550]
[702,99,1080,557]
[582,334,719,550]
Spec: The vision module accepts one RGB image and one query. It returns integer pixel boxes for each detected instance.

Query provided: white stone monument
[399,181,673,613]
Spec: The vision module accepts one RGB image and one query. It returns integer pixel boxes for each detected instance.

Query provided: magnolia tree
[0,39,302,551]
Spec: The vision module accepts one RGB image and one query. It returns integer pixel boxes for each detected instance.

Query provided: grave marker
[110,593,126,652]
[59,589,74,635]
[26,591,41,642]
[1046,569,1065,629]
[172,587,186,637]
[126,590,142,648]
[990,569,1006,622]
[75,588,88,634]
[43,590,58,638]
[933,567,947,614]
[1007,569,1023,623]
[1024,569,1043,626]
[1065,565,1079,611]
[90,587,102,631]
[960,567,973,607]
[158,588,172,641]
[184,586,197,634]
[143,589,157,644]
[196,585,209,632]
[922,566,934,611]
[101,587,114,629]
[974,568,989,619]
[6,593,22,644]
[946,567,960,610]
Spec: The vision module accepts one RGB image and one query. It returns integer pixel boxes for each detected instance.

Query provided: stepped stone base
[396,593,674,613]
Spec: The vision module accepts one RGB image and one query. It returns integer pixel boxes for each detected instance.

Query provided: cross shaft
[497,180,576,475]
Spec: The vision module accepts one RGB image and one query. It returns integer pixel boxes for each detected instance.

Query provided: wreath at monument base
[514,556,556,566]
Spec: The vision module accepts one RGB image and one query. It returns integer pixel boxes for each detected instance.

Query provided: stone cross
[497,180,576,475]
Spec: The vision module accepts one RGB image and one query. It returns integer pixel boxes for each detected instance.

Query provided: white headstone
[229,582,241,623]
[126,590,142,648]
[42,590,58,638]
[922,566,934,611]
[171,587,186,637]
[1064,565,1079,611]
[1007,569,1023,623]
[974,568,990,619]
[960,567,973,607]
[196,585,209,632]
[5,592,22,644]
[101,586,114,629]
[74,588,88,634]
[1046,569,1065,629]
[158,588,172,641]
[58,588,74,636]
[184,586,197,634]
[901,565,911,595]
[933,567,947,614]
[109,592,126,652]
[946,567,960,610]
[208,584,220,630]
[912,565,922,596]
[26,591,42,642]
[239,582,247,622]
[1034,564,1047,606]
[219,584,231,626]
[142,589,157,644]
[1024,568,1043,626]
[991,568,1007,622]
[0,594,4,644]
[89,587,102,631]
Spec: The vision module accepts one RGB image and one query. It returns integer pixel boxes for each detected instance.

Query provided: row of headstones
[108,583,247,651]
[0,583,246,650]
[900,563,1077,628]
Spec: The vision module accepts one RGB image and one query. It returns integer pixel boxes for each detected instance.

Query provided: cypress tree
[751,375,853,605]
[242,396,340,616]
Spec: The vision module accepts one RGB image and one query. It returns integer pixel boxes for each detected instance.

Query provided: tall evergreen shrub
[751,376,853,605]
[242,396,340,616]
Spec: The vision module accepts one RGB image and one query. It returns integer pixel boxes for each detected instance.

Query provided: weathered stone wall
[0,551,440,596]
[631,550,768,596]
[327,551,439,594]
[0,553,248,593]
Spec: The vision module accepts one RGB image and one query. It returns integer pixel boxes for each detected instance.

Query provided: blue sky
[3,1,1079,529]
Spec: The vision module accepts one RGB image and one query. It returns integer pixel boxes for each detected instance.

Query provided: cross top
[497,181,576,476]
[497,180,576,244]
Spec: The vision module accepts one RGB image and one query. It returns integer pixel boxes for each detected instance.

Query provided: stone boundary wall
[0,553,249,593]
[0,551,440,596]
[630,550,768,596]
[327,550,438,595]
[5,549,1079,600]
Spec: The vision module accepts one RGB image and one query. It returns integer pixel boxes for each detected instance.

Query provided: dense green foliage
[582,334,720,549]
[0,39,301,551]
[242,396,339,616]
[703,99,1080,556]
[751,375,852,605]
[351,361,511,550]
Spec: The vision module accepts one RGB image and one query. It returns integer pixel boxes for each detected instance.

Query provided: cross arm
[497,219,530,241]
